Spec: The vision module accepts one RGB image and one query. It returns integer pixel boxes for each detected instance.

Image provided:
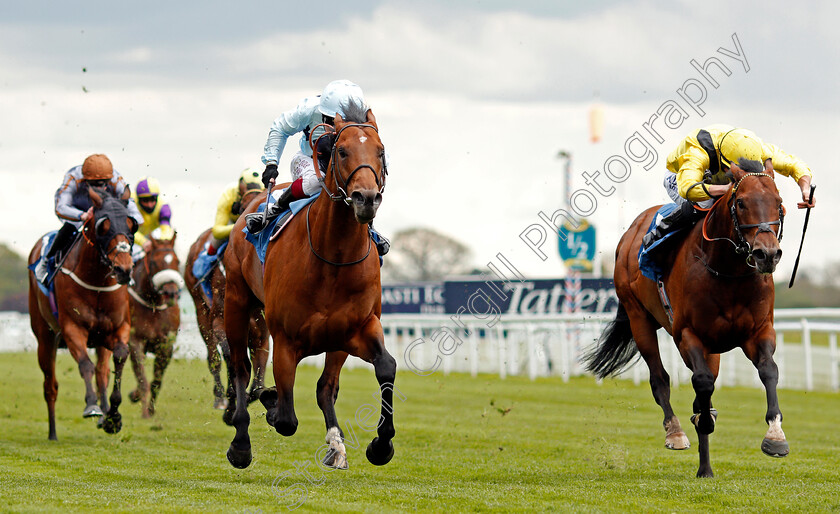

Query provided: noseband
[310,122,388,205]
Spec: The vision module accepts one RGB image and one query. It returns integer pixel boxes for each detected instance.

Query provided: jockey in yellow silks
[131,177,174,261]
[643,124,815,249]
[192,168,264,279]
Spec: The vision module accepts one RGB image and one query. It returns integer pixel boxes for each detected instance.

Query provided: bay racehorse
[28,186,137,440]
[127,233,184,417]
[224,103,396,469]
[183,187,268,420]
[584,159,789,477]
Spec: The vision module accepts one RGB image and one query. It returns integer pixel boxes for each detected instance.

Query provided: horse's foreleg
[102,326,130,434]
[246,314,269,404]
[318,351,349,469]
[351,317,397,467]
[149,333,175,416]
[224,281,254,469]
[95,347,112,428]
[128,339,149,414]
[627,306,688,450]
[208,316,229,411]
[37,332,59,441]
[680,331,716,478]
[743,335,789,458]
[264,339,299,436]
[63,324,101,418]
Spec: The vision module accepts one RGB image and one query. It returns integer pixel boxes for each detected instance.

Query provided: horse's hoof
[129,390,141,403]
[322,448,349,470]
[83,404,104,418]
[227,445,253,469]
[248,387,266,405]
[213,397,229,410]
[665,432,690,450]
[259,387,278,410]
[96,417,104,429]
[761,438,789,458]
[696,468,714,478]
[365,437,394,466]
[101,414,122,434]
[222,405,235,426]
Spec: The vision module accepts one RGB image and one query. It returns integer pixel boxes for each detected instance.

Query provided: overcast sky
[1,0,837,279]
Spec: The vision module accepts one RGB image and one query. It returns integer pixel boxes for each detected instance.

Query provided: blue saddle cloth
[638,203,682,282]
[192,242,227,301]
[244,189,320,264]
[27,231,59,317]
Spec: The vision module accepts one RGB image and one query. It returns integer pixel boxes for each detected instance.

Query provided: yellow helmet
[239,168,264,190]
[718,128,763,169]
[135,176,161,198]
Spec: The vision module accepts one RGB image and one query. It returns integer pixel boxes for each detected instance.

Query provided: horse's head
[88,187,137,284]
[727,158,785,274]
[330,101,386,224]
[146,234,183,307]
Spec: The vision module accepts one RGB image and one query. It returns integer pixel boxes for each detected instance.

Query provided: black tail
[582,303,639,379]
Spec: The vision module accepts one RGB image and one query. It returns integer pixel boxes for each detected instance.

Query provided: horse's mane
[737,158,764,174]
[341,97,369,123]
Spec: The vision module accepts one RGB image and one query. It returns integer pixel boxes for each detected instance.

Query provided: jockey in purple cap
[131,177,174,261]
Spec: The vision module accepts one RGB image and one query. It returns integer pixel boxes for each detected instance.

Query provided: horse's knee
[112,344,129,362]
[374,353,397,382]
[691,371,715,397]
[78,358,95,377]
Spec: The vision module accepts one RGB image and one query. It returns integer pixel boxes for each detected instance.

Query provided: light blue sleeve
[262,96,320,165]
[54,167,84,222]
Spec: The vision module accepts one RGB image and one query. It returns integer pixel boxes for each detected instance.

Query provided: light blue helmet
[319,80,365,118]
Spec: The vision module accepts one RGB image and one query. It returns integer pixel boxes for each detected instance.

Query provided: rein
[305,203,372,266]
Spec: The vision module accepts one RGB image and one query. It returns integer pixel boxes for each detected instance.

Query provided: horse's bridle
[310,122,388,205]
[82,211,134,271]
[729,172,785,255]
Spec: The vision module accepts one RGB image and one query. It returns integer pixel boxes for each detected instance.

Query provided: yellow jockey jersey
[212,182,244,241]
[667,124,812,202]
[130,191,173,246]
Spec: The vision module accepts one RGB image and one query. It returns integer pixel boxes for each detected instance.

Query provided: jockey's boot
[642,201,703,250]
[369,222,390,256]
[245,187,296,234]
[35,223,77,285]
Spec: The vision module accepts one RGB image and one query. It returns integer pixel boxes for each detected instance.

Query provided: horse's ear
[729,162,747,182]
[334,112,345,130]
[365,109,377,128]
[121,187,131,203]
[89,186,103,208]
[171,230,177,245]
[764,159,775,177]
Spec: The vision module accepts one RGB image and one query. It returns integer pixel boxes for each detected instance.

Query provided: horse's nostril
[753,249,767,262]
[351,191,364,204]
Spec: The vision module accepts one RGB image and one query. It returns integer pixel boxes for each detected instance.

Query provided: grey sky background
[1,0,837,278]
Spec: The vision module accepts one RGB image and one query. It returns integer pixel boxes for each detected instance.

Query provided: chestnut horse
[584,159,789,477]
[224,104,396,470]
[183,188,268,420]
[127,234,184,417]
[28,186,137,440]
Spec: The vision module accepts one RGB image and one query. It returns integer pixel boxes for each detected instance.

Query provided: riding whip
[788,184,816,288]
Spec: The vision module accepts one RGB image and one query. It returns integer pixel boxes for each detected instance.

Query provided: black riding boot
[642,201,704,249]
[245,187,296,234]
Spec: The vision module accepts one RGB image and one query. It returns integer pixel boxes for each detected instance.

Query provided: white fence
[3,308,839,392]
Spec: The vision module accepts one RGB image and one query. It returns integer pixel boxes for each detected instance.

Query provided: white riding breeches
[663,171,714,209]
[290,151,321,197]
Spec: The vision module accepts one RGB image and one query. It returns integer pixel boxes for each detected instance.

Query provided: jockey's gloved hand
[262,164,278,189]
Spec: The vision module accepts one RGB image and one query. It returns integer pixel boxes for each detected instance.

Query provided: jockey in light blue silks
[35,154,143,285]
[244,79,390,259]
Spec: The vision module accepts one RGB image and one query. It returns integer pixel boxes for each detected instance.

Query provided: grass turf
[1,351,839,513]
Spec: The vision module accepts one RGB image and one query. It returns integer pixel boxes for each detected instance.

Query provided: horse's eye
[338,147,347,159]
[736,199,745,209]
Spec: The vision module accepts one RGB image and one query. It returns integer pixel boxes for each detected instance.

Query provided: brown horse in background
[183,188,268,422]
[127,234,184,417]
[28,187,137,440]
[584,160,789,477]
[224,104,397,470]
